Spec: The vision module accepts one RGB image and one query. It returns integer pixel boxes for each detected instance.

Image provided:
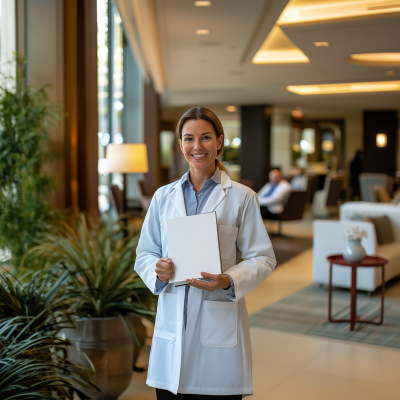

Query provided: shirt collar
[181,167,221,187]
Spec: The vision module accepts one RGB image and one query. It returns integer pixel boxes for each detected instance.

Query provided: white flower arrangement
[345,227,368,241]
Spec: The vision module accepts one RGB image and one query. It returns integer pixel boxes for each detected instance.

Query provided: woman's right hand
[155,257,173,282]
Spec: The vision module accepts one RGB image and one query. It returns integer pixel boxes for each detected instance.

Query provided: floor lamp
[106,143,149,214]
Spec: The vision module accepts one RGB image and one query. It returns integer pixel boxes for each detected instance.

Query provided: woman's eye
[184,138,192,142]
[203,136,211,140]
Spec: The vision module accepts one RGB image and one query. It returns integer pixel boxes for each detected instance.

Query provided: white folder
[167,212,222,285]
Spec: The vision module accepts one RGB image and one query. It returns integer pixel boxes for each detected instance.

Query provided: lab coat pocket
[153,292,177,343]
[200,300,238,347]
[218,225,239,259]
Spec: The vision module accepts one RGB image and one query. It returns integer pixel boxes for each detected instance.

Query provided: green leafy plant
[0,265,72,339]
[27,214,156,323]
[0,318,98,400]
[0,53,58,267]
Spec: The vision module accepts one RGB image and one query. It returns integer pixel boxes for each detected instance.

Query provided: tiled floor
[119,214,400,400]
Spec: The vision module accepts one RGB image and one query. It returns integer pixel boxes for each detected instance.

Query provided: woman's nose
[193,139,203,149]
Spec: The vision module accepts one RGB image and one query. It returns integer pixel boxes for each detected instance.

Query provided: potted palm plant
[27,214,156,400]
[0,318,98,400]
[0,265,72,336]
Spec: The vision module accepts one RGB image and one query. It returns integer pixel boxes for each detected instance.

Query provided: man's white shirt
[257,180,291,213]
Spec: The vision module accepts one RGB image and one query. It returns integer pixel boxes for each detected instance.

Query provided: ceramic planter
[65,316,133,400]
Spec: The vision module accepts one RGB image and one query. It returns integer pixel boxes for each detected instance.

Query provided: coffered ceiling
[152,0,400,113]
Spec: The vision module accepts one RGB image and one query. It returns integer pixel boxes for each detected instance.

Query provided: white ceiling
[155,0,400,114]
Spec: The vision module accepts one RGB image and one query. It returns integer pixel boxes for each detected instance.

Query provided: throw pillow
[348,213,372,222]
[368,215,394,245]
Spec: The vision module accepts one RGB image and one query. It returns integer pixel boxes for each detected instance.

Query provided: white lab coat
[257,180,291,214]
[135,170,276,396]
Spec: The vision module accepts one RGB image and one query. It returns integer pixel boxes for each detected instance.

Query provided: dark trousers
[156,389,242,400]
[260,206,278,220]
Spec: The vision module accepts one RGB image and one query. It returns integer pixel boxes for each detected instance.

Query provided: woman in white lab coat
[135,107,276,400]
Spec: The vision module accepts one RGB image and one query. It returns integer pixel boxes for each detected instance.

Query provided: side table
[327,254,388,331]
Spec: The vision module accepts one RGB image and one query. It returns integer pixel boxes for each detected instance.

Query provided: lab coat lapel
[201,170,232,214]
[168,181,187,217]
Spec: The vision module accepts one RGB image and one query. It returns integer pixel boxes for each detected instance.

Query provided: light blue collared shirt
[155,168,235,326]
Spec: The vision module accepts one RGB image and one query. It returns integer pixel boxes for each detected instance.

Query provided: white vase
[343,238,366,264]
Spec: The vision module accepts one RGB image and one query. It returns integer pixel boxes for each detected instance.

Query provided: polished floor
[119,214,400,400]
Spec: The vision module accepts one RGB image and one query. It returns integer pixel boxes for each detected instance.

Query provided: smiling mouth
[191,153,208,160]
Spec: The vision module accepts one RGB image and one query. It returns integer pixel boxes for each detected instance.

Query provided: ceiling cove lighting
[347,53,400,66]
[278,0,400,26]
[314,42,330,47]
[287,81,400,95]
[376,133,387,147]
[253,26,309,64]
[196,29,210,35]
[194,1,211,6]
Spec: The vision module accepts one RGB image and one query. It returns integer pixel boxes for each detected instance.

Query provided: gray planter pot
[65,316,134,400]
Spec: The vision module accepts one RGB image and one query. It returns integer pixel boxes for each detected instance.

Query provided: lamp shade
[106,143,148,173]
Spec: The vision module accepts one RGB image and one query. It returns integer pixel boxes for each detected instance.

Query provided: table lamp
[106,143,149,213]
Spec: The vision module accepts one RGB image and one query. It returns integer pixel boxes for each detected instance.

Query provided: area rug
[269,236,313,265]
[249,284,400,350]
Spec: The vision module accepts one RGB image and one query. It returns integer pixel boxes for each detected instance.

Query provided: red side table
[327,255,388,331]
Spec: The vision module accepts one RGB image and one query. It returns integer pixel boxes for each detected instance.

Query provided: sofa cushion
[369,215,394,244]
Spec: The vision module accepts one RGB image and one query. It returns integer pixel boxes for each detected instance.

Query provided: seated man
[257,169,291,219]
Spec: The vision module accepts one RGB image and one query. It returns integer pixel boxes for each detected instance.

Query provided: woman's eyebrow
[182,131,212,137]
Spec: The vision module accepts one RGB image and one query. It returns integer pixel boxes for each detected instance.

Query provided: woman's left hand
[187,272,230,292]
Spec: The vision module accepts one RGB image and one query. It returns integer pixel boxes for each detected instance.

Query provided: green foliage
[0,265,72,339]
[0,53,58,267]
[27,214,156,321]
[0,318,98,400]
[222,145,240,164]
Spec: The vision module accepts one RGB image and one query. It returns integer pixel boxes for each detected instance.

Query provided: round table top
[327,254,388,267]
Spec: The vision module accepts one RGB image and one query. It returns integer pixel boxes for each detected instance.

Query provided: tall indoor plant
[0,53,57,268]
[27,214,156,400]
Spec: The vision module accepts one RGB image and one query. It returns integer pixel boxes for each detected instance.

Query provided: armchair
[312,174,343,217]
[313,202,400,291]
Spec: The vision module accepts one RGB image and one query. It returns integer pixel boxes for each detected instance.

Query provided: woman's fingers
[188,274,230,292]
[155,258,173,282]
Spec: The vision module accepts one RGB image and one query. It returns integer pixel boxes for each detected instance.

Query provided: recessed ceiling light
[287,81,400,95]
[314,42,330,47]
[196,29,210,35]
[226,106,237,112]
[195,1,212,6]
[386,71,395,76]
[347,53,400,66]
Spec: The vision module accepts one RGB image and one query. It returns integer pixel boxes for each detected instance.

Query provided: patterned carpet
[250,283,400,349]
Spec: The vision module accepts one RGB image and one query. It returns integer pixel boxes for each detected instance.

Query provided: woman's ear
[179,139,183,152]
[217,134,223,151]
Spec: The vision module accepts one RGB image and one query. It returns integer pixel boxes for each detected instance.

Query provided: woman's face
[179,119,223,171]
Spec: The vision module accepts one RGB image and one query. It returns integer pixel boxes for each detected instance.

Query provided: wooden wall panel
[64,0,98,219]
[363,110,398,175]
[240,105,272,191]
[143,81,161,194]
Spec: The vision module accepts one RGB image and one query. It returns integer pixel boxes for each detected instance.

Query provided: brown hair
[176,107,230,176]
